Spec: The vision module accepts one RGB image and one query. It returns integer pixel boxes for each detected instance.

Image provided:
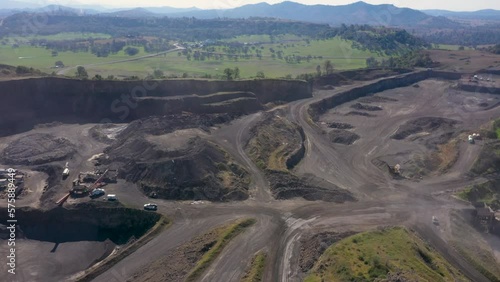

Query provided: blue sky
[17,0,500,11]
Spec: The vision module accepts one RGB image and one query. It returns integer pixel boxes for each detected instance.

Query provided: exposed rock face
[0,78,312,136]
[309,70,462,120]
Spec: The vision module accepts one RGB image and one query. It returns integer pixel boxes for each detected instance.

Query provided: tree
[51,50,58,57]
[316,65,321,76]
[76,66,88,79]
[92,74,103,80]
[153,69,164,78]
[223,68,234,80]
[323,60,334,75]
[55,61,64,68]
[233,67,240,79]
[366,57,379,68]
[124,46,139,56]
[256,71,265,79]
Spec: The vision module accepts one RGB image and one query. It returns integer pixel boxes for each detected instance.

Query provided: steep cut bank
[0,203,162,244]
[309,71,462,120]
[0,77,312,136]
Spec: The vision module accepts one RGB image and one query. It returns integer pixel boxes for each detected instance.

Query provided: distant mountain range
[154,1,453,27]
[422,9,500,20]
[1,1,499,27]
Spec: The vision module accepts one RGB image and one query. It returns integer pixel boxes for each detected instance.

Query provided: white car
[106,194,117,201]
[90,188,105,198]
[144,203,158,211]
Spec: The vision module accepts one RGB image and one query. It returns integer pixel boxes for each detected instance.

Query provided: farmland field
[0,34,381,78]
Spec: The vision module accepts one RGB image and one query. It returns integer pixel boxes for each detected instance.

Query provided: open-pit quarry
[1,69,500,282]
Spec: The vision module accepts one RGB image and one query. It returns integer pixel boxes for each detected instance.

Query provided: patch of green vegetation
[241,251,267,282]
[457,180,500,209]
[186,218,256,282]
[432,44,473,51]
[6,32,111,42]
[306,227,468,282]
[470,140,500,175]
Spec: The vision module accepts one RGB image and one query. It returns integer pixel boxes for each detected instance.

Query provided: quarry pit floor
[1,77,500,282]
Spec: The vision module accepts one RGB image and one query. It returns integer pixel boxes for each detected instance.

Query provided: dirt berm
[0,202,161,244]
[1,133,76,165]
[246,110,355,202]
[0,77,311,136]
[103,116,250,201]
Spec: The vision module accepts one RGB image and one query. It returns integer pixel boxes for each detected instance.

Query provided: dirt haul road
[1,73,498,282]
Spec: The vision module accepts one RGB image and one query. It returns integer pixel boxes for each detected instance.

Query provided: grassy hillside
[305,227,468,282]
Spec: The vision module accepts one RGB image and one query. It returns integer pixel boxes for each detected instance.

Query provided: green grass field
[432,44,473,51]
[4,32,111,43]
[305,227,467,282]
[222,34,303,44]
[0,45,147,74]
[92,37,379,78]
[0,34,382,78]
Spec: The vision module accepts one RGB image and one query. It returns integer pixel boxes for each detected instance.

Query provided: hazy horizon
[10,0,500,12]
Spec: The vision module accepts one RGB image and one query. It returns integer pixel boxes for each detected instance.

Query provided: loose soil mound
[118,113,238,137]
[328,129,360,145]
[105,117,250,201]
[350,103,383,111]
[327,122,354,129]
[247,110,304,171]
[391,117,461,140]
[266,171,355,202]
[1,133,76,165]
[345,111,376,117]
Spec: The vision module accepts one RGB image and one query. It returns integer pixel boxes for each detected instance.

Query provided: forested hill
[0,15,330,40]
[0,14,428,54]
[164,1,458,28]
